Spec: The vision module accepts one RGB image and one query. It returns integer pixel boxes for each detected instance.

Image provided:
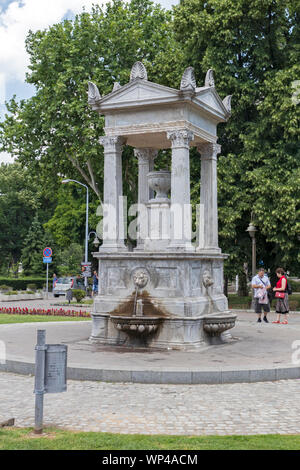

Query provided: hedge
[289,280,300,292]
[228,294,300,311]
[0,278,47,291]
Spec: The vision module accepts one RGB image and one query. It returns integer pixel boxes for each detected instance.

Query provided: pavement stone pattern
[1,372,300,435]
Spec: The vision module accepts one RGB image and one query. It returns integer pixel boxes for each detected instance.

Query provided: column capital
[99,135,125,153]
[197,142,221,159]
[134,148,158,164]
[167,129,194,148]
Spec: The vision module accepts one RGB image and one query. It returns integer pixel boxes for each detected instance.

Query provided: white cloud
[0,0,177,100]
[0,0,107,96]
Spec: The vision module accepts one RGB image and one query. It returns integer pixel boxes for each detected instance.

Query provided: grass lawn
[0,314,91,324]
[0,427,300,450]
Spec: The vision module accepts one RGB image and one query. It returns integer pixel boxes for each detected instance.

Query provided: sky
[0,0,179,163]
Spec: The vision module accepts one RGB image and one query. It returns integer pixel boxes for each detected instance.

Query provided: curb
[1,359,299,384]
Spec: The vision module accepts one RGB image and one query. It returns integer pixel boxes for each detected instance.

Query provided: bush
[0,285,12,292]
[289,280,300,292]
[5,291,19,295]
[27,283,37,291]
[72,289,86,303]
[0,278,45,290]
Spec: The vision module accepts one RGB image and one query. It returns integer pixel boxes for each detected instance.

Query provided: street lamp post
[246,221,257,308]
[88,231,100,248]
[62,179,89,289]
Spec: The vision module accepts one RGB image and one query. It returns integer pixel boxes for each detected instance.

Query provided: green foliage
[0,0,299,279]
[26,284,37,291]
[0,163,52,269]
[0,278,45,290]
[72,289,86,303]
[55,243,84,276]
[0,0,179,204]
[174,0,300,276]
[21,216,51,275]
[289,280,300,292]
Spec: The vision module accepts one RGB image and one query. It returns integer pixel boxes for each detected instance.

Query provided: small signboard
[81,262,92,277]
[44,344,67,394]
[82,271,91,277]
[43,257,52,263]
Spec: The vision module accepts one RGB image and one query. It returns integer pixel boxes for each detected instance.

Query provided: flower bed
[0,306,90,318]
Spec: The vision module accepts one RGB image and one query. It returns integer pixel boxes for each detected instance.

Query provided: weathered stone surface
[91,63,233,349]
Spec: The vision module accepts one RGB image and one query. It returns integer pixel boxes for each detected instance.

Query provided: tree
[0,0,181,203]
[174,0,300,275]
[55,243,84,276]
[21,215,58,276]
[0,163,55,272]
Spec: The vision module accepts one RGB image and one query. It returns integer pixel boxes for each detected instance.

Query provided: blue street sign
[43,257,52,263]
[43,247,52,258]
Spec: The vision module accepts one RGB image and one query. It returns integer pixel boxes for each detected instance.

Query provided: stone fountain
[88,62,236,350]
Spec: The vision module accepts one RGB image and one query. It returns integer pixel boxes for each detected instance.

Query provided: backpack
[286,282,293,295]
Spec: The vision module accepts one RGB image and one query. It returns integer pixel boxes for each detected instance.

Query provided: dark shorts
[254,298,270,314]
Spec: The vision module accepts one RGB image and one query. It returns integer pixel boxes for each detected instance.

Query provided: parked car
[52,276,84,297]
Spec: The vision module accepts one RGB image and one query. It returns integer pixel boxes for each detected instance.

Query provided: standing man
[251,268,271,323]
[92,270,99,297]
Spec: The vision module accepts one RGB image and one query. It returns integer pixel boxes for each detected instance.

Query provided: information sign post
[34,330,67,434]
[43,248,52,299]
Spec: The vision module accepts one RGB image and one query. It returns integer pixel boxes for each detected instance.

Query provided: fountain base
[91,251,236,350]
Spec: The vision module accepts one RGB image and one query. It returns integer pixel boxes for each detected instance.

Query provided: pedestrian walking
[272,267,289,324]
[251,268,271,323]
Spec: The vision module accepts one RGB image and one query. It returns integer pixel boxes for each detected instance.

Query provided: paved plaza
[0,372,299,435]
[1,299,300,435]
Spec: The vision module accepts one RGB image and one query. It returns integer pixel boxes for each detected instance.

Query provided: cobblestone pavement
[1,372,300,435]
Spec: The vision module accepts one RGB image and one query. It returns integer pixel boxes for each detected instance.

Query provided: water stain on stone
[110,290,170,318]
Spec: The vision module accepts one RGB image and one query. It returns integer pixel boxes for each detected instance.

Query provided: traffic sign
[43,247,52,258]
[82,270,91,277]
[43,257,52,263]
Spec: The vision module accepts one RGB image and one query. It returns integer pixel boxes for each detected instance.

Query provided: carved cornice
[99,135,125,153]
[167,129,194,148]
[197,143,221,159]
[104,121,217,144]
[134,148,158,164]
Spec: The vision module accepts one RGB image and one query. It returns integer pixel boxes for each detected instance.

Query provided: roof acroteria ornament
[222,95,232,113]
[88,81,101,105]
[180,66,196,92]
[130,61,148,81]
[205,69,215,87]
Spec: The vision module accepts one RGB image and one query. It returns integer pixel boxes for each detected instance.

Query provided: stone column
[134,148,158,250]
[99,135,127,251]
[197,143,221,254]
[167,129,194,251]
